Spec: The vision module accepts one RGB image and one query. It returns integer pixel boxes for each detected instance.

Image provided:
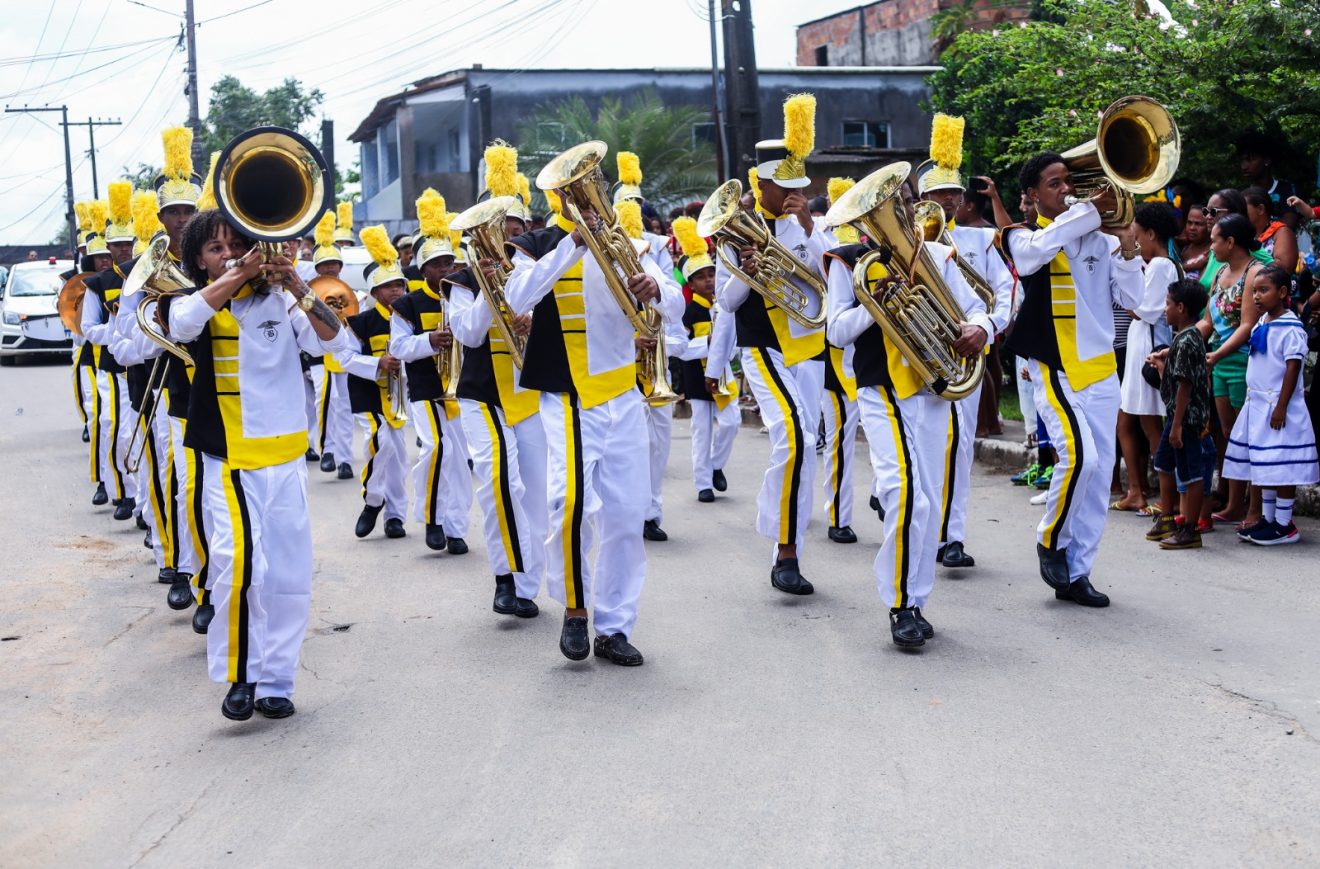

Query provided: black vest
[390,289,445,402]
[681,297,715,402]
[509,226,576,397]
[345,306,390,415]
[1001,223,1064,369]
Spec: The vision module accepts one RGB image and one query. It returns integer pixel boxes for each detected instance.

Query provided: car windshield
[7,269,64,297]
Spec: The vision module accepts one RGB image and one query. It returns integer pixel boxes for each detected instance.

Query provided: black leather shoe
[1036,542,1071,591]
[594,632,644,666]
[82,425,90,443]
[192,602,214,634]
[167,573,193,610]
[890,608,926,647]
[828,525,857,543]
[255,697,296,719]
[113,497,136,521]
[319,452,336,472]
[446,536,468,555]
[698,488,715,503]
[941,541,975,568]
[1055,575,1110,608]
[913,607,935,639]
[384,518,406,538]
[143,531,152,549]
[135,512,148,531]
[424,523,446,551]
[337,462,354,480]
[305,448,319,462]
[221,682,255,721]
[642,519,668,541]
[712,469,727,492]
[869,494,885,521]
[559,615,590,660]
[770,558,814,595]
[91,482,108,506]
[355,503,383,538]
[493,574,539,618]
[157,566,177,584]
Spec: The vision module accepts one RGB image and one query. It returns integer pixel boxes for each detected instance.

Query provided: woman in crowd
[1244,186,1299,273]
[1179,203,1212,282]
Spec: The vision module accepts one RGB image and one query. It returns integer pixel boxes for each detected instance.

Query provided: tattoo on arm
[307,297,342,333]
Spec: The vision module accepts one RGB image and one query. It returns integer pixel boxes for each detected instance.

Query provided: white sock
[1276,497,1294,527]
[1262,490,1277,523]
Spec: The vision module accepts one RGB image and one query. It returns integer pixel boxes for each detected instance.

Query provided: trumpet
[385,365,408,422]
[913,200,996,314]
[1061,96,1180,227]
[450,197,527,369]
[707,306,735,398]
[437,299,461,402]
[696,179,827,330]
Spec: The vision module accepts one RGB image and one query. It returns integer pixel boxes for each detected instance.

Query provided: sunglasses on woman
[1201,206,1229,218]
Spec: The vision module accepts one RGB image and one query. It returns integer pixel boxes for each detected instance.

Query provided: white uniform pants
[303,364,320,451]
[821,387,859,529]
[689,399,739,492]
[201,454,312,699]
[358,412,408,522]
[939,380,981,546]
[73,355,92,426]
[94,368,131,500]
[409,399,472,535]
[1028,363,1120,582]
[137,397,173,570]
[741,348,825,554]
[315,368,353,461]
[858,385,948,610]
[541,391,648,638]
[460,399,547,599]
[644,401,673,523]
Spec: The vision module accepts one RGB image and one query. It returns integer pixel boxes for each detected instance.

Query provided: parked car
[0,258,75,365]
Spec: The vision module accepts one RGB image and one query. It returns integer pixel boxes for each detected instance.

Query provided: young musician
[1003,153,1145,607]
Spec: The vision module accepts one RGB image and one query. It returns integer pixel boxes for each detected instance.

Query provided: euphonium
[450,197,527,369]
[1061,96,1180,227]
[535,140,659,338]
[695,179,827,330]
[823,162,984,402]
[913,200,996,314]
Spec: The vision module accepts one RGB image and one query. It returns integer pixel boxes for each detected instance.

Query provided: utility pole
[184,0,202,166]
[721,0,761,183]
[5,104,76,253]
[66,118,122,198]
[321,119,336,202]
[707,0,726,180]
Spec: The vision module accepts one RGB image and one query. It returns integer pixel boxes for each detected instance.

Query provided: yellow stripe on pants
[1039,366,1081,550]
[480,403,520,571]
[876,385,912,607]
[750,349,799,544]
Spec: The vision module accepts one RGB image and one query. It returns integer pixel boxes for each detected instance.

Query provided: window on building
[692,122,717,148]
[447,130,461,168]
[815,45,829,67]
[841,120,890,148]
[379,118,400,186]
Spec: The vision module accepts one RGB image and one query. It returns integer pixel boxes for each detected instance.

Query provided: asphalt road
[2,357,1318,867]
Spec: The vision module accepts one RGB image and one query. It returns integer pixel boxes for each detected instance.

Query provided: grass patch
[999,390,1023,422]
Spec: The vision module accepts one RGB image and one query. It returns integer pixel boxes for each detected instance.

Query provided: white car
[0,258,76,365]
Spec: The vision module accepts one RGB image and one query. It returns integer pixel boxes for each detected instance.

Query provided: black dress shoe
[828,525,857,543]
[770,558,814,595]
[594,632,644,666]
[319,452,336,472]
[91,482,108,506]
[157,566,177,584]
[493,575,539,618]
[221,682,255,721]
[355,503,383,538]
[642,519,668,541]
[135,513,148,531]
[445,536,468,555]
[143,531,152,549]
[913,606,935,639]
[425,523,446,551]
[1036,542,1071,590]
[337,462,354,480]
[698,488,715,503]
[82,425,90,443]
[1055,575,1110,608]
[113,497,136,521]
[890,608,926,647]
[384,517,406,538]
[941,541,975,568]
[869,494,886,521]
[167,573,193,610]
[305,448,319,462]
[712,469,727,492]
[560,615,590,660]
[255,697,296,719]
[193,602,215,634]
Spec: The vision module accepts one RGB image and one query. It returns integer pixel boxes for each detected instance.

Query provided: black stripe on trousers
[425,401,444,526]
[830,390,847,527]
[567,401,585,608]
[488,404,524,573]
[193,450,210,604]
[107,374,125,497]
[885,384,915,609]
[317,374,332,453]
[166,437,180,569]
[361,413,382,501]
[142,414,171,566]
[1045,367,1084,551]
[756,348,804,546]
[939,402,959,543]
[228,467,254,685]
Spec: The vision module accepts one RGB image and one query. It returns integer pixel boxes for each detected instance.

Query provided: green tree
[517,89,717,216]
[927,0,1320,202]
[120,162,160,190]
[199,75,324,156]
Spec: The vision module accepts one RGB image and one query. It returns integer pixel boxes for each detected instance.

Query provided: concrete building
[797,0,1030,67]
[348,65,939,229]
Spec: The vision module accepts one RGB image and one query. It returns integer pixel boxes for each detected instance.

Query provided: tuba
[1062,96,1179,227]
[536,140,659,338]
[823,162,984,402]
[696,179,827,330]
[913,200,997,315]
[450,197,527,369]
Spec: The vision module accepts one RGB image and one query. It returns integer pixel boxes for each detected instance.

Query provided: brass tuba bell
[1061,96,1180,227]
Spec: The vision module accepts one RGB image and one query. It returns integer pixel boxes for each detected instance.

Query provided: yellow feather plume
[930,113,965,170]
[416,188,448,239]
[447,215,463,254]
[672,216,705,259]
[161,126,193,180]
[484,140,519,198]
[74,201,92,235]
[782,93,816,158]
[196,151,220,211]
[132,191,162,239]
[615,200,643,240]
[87,200,108,235]
[546,188,562,215]
[337,201,354,231]
[517,172,531,206]
[827,177,855,205]
[616,151,642,187]
[360,225,397,268]
[313,210,336,248]
[748,167,762,210]
[108,181,133,227]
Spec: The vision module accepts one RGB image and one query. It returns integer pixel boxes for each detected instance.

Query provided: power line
[0,35,176,68]
[0,37,176,101]
[198,0,274,24]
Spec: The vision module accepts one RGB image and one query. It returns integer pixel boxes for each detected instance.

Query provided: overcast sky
[0,0,867,244]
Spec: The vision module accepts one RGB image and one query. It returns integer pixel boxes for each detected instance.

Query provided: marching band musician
[916,116,1015,570]
[1003,153,1144,608]
[308,211,356,481]
[505,173,683,666]
[824,173,992,648]
[165,207,354,722]
[714,93,829,596]
[819,177,862,546]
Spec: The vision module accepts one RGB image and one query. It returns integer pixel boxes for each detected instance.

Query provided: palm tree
[517,88,718,217]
